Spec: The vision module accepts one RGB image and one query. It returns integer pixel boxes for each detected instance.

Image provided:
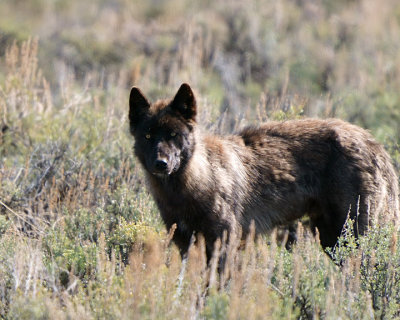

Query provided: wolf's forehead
[145,100,188,130]
[149,99,170,114]
[146,112,184,131]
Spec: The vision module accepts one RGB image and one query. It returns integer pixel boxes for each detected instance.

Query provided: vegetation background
[0,0,400,319]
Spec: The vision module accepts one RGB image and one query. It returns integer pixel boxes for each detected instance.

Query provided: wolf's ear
[171,83,197,121]
[129,87,150,133]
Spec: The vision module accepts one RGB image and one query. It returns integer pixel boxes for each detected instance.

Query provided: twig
[0,198,44,234]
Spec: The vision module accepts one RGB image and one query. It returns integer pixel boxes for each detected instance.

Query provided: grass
[0,1,400,319]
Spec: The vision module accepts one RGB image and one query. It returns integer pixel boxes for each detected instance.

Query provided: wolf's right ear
[129,87,150,133]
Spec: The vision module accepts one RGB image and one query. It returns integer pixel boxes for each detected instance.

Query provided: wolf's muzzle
[154,159,168,173]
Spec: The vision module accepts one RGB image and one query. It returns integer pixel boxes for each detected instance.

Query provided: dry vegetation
[0,0,400,319]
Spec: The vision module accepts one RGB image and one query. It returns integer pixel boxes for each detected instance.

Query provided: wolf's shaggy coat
[129,83,399,258]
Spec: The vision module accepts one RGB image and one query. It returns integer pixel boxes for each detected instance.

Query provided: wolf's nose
[154,159,168,171]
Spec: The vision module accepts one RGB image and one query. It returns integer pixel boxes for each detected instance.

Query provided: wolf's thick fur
[129,83,399,258]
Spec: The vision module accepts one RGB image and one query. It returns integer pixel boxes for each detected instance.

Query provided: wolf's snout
[154,159,168,172]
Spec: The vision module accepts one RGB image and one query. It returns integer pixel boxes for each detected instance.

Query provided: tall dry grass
[0,38,399,320]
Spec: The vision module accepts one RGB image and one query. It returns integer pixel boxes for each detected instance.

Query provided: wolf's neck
[179,131,213,193]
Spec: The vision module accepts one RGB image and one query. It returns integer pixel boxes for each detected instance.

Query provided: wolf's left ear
[171,83,197,121]
[129,87,150,133]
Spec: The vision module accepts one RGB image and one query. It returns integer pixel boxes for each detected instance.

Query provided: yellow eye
[145,134,151,139]
[171,132,176,137]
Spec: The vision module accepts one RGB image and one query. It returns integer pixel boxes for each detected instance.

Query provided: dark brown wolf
[129,83,399,259]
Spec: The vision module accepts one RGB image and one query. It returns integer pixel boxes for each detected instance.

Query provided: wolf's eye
[170,132,176,137]
[145,134,151,139]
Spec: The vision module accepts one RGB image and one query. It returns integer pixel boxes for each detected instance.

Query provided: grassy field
[1,0,400,319]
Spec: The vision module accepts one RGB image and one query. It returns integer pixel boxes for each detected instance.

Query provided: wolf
[129,83,399,259]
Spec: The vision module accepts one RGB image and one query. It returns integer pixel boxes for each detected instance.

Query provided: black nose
[154,159,168,171]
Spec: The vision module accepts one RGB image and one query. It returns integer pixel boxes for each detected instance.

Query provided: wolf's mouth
[151,159,180,177]
[152,171,172,181]
[153,171,168,177]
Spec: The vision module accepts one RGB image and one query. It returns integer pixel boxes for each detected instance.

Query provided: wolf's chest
[157,197,209,232]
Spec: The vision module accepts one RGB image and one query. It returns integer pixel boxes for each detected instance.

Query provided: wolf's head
[129,83,197,178]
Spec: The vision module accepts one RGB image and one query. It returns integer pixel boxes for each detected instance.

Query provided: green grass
[1,1,400,319]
